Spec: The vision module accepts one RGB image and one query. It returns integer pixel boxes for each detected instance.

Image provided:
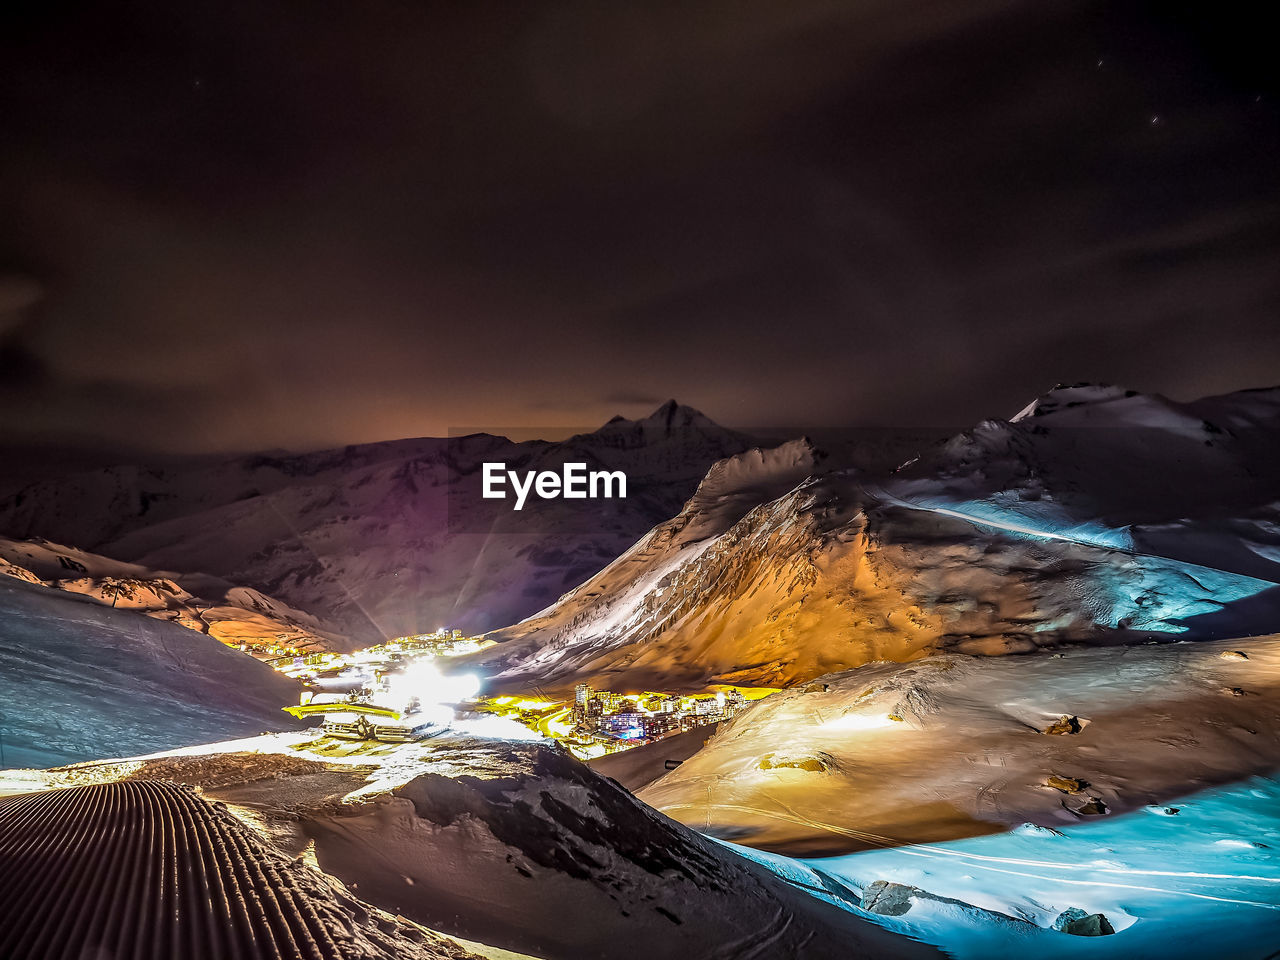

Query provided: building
[641,713,682,738]
[691,696,720,716]
[596,712,648,740]
[573,683,591,721]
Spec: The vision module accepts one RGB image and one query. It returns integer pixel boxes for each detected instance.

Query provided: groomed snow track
[0,780,349,960]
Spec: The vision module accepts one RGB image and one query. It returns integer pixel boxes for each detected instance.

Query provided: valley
[4,385,1280,959]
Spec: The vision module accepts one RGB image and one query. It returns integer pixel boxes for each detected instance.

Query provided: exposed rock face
[1053,907,1116,936]
[860,881,917,916]
[1046,775,1088,793]
[757,753,833,773]
[0,534,339,651]
[1074,797,1109,816]
[857,879,1043,934]
[1044,715,1084,735]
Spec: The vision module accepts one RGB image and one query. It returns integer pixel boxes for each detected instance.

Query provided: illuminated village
[263,627,776,758]
[569,683,752,746]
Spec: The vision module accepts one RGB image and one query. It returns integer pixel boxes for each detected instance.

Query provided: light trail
[888,843,1280,885]
[669,799,1280,912]
[888,848,1280,910]
[867,484,1103,548]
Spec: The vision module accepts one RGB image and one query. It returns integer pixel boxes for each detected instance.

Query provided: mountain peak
[1010,383,1143,422]
[639,399,713,429]
[591,400,720,436]
[574,401,752,459]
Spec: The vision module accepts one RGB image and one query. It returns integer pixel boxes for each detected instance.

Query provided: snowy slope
[638,636,1280,853]
[3,732,942,960]
[0,403,761,648]
[0,780,486,960]
[303,741,940,960]
[894,382,1280,580]
[468,384,1280,693]
[471,439,828,688]
[650,634,1280,960]
[727,772,1280,960]
[11,655,1277,959]
[0,534,340,651]
[0,575,306,767]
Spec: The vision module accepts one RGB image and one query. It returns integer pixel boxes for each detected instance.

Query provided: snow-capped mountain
[468,384,1280,693]
[891,382,1280,581]
[0,534,341,651]
[0,402,760,648]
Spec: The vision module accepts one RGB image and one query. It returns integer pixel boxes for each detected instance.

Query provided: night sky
[1,1,1276,466]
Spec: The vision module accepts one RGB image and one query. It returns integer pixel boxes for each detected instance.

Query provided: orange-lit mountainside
[469,384,1280,693]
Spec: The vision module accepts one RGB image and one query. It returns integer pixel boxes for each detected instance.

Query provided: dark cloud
[0,0,1276,458]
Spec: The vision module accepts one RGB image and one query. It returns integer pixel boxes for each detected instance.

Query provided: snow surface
[468,438,826,692]
[726,774,1280,959]
[7,629,1279,959]
[638,636,1280,851]
[0,778,489,960]
[896,381,1280,582]
[1,732,940,960]
[5,383,1280,957]
[620,634,1280,957]
[0,575,306,767]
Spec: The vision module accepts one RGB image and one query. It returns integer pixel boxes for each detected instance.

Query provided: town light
[386,660,480,722]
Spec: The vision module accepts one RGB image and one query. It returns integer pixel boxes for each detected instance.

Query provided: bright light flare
[385,660,481,725]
